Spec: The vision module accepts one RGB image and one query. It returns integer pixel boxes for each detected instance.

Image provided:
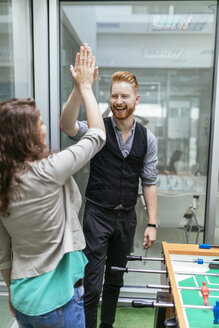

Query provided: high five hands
[70,43,98,89]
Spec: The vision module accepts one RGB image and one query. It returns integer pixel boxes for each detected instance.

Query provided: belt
[74,278,83,288]
[86,199,133,213]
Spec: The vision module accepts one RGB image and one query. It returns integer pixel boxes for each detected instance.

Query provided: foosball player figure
[201,281,209,306]
[213,301,219,324]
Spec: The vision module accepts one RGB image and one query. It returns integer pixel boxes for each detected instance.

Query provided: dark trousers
[83,202,136,328]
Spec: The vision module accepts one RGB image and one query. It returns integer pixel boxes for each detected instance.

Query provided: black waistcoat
[85,117,148,210]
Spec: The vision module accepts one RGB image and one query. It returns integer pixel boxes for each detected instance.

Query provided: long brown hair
[0,98,48,217]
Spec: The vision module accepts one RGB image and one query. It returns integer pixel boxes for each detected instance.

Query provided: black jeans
[83,202,136,328]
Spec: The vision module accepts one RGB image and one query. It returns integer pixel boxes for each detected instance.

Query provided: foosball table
[111,242,219,328]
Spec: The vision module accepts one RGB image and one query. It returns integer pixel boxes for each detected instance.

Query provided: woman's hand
[70,44,98,90]
[8,288,15,317]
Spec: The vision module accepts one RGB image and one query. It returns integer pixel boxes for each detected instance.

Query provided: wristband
[147,223,158,229]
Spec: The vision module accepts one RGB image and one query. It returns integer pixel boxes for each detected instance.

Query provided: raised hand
[70,44,98,90]
[59,43,103,137]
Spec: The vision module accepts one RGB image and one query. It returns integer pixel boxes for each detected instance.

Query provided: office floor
[97,306,155,328]
[0,298,15,328]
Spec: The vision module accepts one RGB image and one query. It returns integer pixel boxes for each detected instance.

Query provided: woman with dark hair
[0,44,105,328]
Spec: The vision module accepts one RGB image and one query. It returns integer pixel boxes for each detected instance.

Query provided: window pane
[0,0,33,325]
[215,171,219,243]
[60,1,217,295]
[0,0,33,101]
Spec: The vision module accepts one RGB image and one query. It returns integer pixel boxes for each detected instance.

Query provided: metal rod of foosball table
[146,284,170,289]
[183,304,213,310]
[146,284,219,292]
[111,267,167,274]
[171,258,219,265]
[132,300,174,308]
[178,286,219,292]
[111,266,219,277]
[132,300,214,310]
[126,255,164,262]
[174,270,219,277]
[127,255,219,266]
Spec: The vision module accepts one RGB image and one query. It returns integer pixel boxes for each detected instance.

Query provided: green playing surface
[171,255,219,328]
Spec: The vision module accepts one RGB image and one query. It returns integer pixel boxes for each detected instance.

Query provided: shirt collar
[110,115,136,132]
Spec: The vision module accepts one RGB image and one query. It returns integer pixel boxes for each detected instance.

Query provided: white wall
[96,33,214,68]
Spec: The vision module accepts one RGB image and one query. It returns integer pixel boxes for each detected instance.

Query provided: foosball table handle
[132,300,155,308]
[164,317,178,327]
[199,244,219,249]
[126,255,142,261]
[132,300,174,309]
[111,266,128,272]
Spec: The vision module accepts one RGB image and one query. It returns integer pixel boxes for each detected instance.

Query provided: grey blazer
[0,128,105,279]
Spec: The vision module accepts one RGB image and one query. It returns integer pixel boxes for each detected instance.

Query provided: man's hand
[143,226,157,249]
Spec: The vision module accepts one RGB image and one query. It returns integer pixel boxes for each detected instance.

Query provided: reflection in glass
[0,0,33,325]
[215,171,219,244]
[0,0,32,101]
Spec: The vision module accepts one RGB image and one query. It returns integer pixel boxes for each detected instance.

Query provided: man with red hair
[60,46,158,328]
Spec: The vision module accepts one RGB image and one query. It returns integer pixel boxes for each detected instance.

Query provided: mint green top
[10,251,88,316]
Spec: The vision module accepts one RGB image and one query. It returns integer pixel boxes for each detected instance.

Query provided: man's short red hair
[111,71,139,94]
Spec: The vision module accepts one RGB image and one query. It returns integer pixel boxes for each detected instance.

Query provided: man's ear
[135,94,140,105]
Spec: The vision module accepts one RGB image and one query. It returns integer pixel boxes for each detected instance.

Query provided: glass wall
[215,171,219,243]
[0,0,33,101]
[60,0,217,297]
[0,0,33,326]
